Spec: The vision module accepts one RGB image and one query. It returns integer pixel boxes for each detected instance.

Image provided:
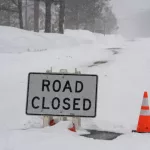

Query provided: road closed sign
[26,73,98,117]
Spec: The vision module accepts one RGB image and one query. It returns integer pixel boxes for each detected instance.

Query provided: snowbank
[1,26,150,150]
[0,27,90,53]
[65,29,97,43]
[0,27,97,53]
[0,26,125,53]
[94,33,126,48]
[1,123,150,150]
[0,26,125,130]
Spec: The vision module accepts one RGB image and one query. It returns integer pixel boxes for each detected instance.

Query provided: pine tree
[65,0,117,33]
[0,0,23,29]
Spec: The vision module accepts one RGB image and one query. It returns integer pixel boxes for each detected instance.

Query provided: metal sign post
[43,67,53,127]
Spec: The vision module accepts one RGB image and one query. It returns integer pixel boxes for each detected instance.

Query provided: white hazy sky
[111,0,150,18]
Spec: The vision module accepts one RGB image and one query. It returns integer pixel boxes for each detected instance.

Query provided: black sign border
[26,72,98,118]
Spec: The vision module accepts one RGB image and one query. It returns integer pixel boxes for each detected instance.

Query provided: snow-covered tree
[0,0,23,29]
[0,0,117,34]
[65,0,117,33]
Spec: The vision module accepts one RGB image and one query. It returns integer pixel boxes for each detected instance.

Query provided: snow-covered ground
[0,26,150,150]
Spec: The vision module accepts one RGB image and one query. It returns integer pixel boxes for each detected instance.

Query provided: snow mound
[0,27,94,53]
[0,26,125,53]
[1,26,150,150]
[65,29,97,43]
[94,33,126,49]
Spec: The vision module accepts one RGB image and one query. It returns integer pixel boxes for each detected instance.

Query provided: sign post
[43,68,53,127]
[26,68,98,129]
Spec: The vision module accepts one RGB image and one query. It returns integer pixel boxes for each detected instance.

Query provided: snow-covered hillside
[0,26,150,150]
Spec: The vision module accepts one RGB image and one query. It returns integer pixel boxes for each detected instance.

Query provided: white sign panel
[26,73,98,117]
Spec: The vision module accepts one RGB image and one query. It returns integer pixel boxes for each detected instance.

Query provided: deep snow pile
[0,26,124,53]
[0,27,93,53]
[1,121,150,150]
[0,26,125,130]
[0,26,150,150]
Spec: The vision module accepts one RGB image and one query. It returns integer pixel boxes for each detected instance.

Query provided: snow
[1,123,150,150]
[0,26,150,149]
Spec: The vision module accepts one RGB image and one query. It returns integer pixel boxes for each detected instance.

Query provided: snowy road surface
[0,26,150,149]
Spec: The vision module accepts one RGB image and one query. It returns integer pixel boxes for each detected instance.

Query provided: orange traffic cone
[68,123,76,132]
[135,91,150,133]
[49,119,56,126]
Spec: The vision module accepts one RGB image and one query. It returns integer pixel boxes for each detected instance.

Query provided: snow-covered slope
[0,26,150,150]
[0,27,93,53]
[0,26,124,53]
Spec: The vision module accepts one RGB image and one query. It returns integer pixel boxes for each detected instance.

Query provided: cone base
[49,119,56,126]
[68,128,76,132]
[132,130,150,133]
[136,115,150,132]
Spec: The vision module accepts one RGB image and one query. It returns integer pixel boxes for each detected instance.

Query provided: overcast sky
[111,0,150,18]
[110,0,150,37]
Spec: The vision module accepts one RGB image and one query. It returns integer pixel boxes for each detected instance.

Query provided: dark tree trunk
[18,0,23,29]
[25,0,28,30]
[59,0,65,34]
[34,0,40,32]
[7,2,11,26]
[7,11,11,26]
[75,4,79,29]
[45,0,52,33]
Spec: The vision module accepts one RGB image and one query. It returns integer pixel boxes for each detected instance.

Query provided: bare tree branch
[0,6,18,13]
[11,0,18,6]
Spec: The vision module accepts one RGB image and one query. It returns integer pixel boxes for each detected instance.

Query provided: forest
[0,0,118,34]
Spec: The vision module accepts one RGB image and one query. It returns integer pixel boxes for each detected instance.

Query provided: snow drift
[0,26,125,53]
[1,26,150,150]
